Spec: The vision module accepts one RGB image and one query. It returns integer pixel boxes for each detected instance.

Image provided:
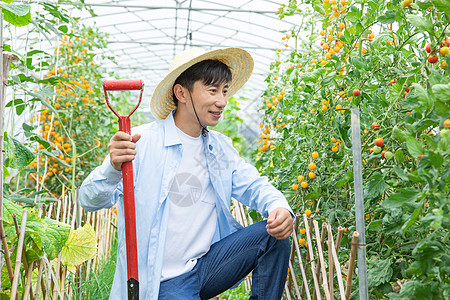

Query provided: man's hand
[108,132,141,171]
[266,208,293,240]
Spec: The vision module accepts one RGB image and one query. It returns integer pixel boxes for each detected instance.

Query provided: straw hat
[150,47,254,120]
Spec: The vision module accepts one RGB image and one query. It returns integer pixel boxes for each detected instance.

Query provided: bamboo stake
[284,282,292,300]
[33,259,44,299]
[302,214,315,294]
[292,229,311,300]
[10,210,28,299]
[71,196,77,229]
[288,213,301,292]
[41,255,63,299]
[313,221,330,300]
[335,227,344,252]
[327,224,346,299]
[345,231,359,300]
[288,260,301,299]
[62,195,68,223]
[232,199,244,226]
[0,18,6,292]
[52,253,62,299]
[328,226,334,300]
[44,259,52,300]
[303,214,321,300]
[60,267,67,300]
[23,261,34,300]
[314,222,327,294]
[12,213,29,272]
[40,269,47,299]
[238,202,248,227]
[0,221,14,285]
[46,203,54,218]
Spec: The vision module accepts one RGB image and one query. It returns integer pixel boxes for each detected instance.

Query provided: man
[79,47,294,300]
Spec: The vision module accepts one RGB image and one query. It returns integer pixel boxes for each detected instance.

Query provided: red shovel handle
[104,79,143,91]
[103,80,144,118]
[102,80,143,299]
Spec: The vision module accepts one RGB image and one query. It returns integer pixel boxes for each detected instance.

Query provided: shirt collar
[163,110,214,152]
[163,110,182,147]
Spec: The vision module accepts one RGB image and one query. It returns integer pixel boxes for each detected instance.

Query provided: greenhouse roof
[73,0,301,134]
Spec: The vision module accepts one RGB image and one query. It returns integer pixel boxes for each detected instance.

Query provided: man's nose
[216,94,227,108]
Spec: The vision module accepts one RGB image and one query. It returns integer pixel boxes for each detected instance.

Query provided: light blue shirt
[79,110,293,300]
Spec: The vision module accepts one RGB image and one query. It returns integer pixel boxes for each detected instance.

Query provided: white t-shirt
[160,126,218,281]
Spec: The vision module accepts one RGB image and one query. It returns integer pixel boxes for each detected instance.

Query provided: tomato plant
[260,0,450,298]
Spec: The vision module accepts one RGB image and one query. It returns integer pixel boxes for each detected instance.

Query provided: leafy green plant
[256,0,450,298]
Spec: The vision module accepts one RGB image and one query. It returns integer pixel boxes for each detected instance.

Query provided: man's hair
[172,59,232,106]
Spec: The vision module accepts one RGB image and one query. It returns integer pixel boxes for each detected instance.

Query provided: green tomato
[373,146,382,153]
[441,129,449,138]
[384,151,394,160]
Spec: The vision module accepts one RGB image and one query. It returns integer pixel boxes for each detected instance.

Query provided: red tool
[103,79,144,300]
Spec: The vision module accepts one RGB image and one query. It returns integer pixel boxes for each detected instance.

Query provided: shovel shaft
[118,116,139,285]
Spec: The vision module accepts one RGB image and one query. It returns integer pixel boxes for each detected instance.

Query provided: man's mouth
[210,111,222,118]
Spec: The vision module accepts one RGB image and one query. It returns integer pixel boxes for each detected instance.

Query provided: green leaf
[392,126,406,142]
[367,258,393,288]
[406,14,433,34]
[5,137,35,170]
[350,57,366,70]
[406,137,422,158]
[382,188,421,208]
[61,224,97,273]
[40,218,71,260]
[401,205,422,234]
[377,10,396,24]
[364,173,388,199]
[3,165,10,178]
[305,188,321,200]
[393,165,409,181]
[394,149,406,164]
[430,0,450,17]
[0,4,31,27]
[300,69,326,83]
[412,83,432,108]
[367,220,382,232]
[432,83,450,103]
[312,0,326,15]
[321,71,336,86]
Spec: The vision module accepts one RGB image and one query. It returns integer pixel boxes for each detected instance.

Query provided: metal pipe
[350,108,369,300]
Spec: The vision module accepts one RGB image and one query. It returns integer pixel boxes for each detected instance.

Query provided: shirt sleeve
[227,139,294,220]
[78,154,123,212]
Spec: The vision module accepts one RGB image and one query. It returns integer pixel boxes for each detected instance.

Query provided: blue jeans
[158,221,290,299]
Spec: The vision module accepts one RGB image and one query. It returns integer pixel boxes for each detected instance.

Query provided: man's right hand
[108,132,141,171]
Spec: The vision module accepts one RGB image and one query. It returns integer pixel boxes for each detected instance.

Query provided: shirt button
[209,145,213,151]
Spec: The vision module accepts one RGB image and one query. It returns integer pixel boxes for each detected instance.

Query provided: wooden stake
[33,259,44,299]
[12,213,29,272]
[288,260,301,299]
[303,214,321,300]
[0,221,14,285]
[23,261,35,300]
[327,224,346,299]
[292,229,311,300]
[10,210,28,299]
[313,220,330,300]
[288,213,301,293]
[345,231,359,300]
[327,225,334,300]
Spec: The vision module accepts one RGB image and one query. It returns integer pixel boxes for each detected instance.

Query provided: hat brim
[150,47,254,120]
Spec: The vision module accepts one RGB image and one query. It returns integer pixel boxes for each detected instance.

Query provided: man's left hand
[266,208,293,240]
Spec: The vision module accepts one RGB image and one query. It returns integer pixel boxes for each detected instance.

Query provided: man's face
[187,80,229,127]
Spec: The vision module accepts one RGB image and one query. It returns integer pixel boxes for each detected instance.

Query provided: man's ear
[173,84,187,104]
